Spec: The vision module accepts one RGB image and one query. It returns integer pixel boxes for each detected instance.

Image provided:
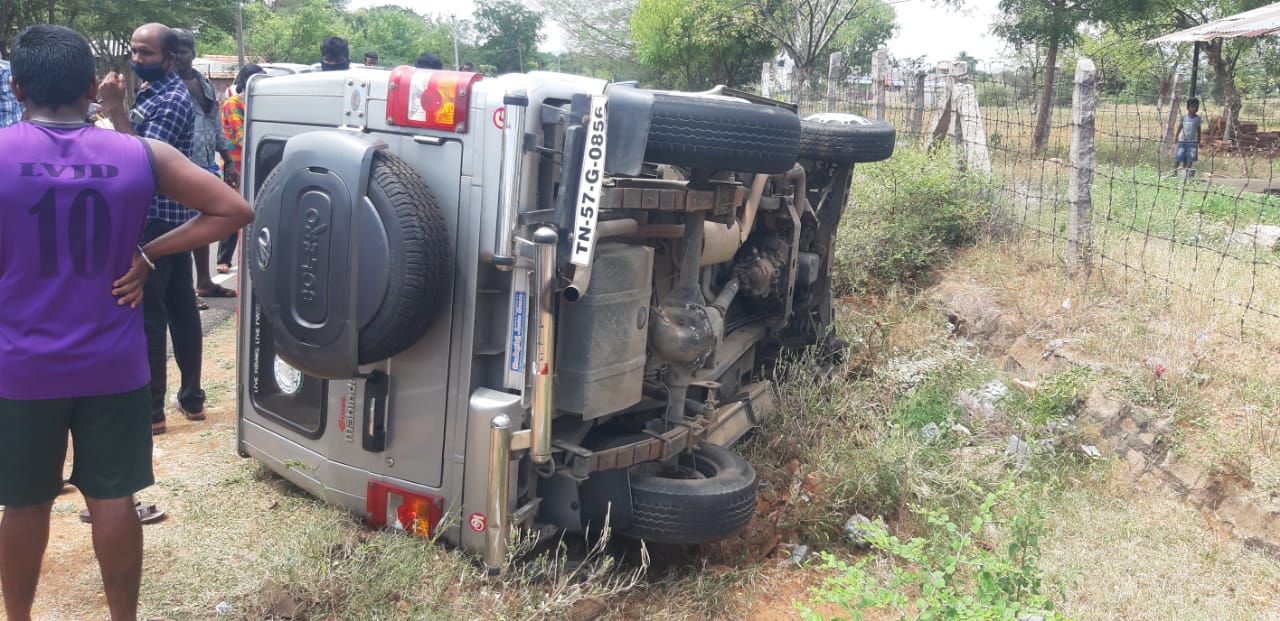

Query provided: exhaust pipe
[530,227,557,464]
[484,414,512,575]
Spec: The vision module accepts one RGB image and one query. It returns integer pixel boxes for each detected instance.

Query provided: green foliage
[347,8,465,68]
[630,0,774,89]
[829,0,897,74]
[977,83,1015,108]
[801,483,1066,621]
[1023,367,1089,426]
[835,145,990,294]
[893,378,961,431]
[1,0,235,69]
[242,0,347,64]
[474,0,544,73]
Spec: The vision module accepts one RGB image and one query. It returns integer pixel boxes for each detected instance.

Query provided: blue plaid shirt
[131,71,196,224]
[0,60,24,128]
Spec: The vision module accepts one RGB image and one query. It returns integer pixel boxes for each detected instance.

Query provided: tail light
[387,66,482,133]
[366,481,444,538]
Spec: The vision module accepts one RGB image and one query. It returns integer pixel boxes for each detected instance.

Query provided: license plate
[570,95,608,266]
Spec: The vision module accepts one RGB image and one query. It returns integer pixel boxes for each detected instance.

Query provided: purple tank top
[0,121,156,399]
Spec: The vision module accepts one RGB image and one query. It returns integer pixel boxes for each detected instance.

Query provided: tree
[2,0,235,69]
[829,0,896,75]
[238,0,347,64]
[474,0,543,73]
[955,50,978,74]
[532,0,640,79]
[994,0,1152,154]
[1166,0,1273,142]
[631,0,774,89]
[1079,25,1185,105]
[345,7,468,68]
[739,0,872,101]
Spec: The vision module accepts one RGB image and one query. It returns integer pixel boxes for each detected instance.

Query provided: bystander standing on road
[0,53,24,127]
[98,22,206,434]
[218,63,265,274]
[0,25,252,621]
[172,29,239,304]
[415,52,443,69]
[320,36,349,71]
[363,51,379,66]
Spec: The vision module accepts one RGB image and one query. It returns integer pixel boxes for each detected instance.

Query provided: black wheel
[798,113,896,163]
[644,92,800,174]
[356,150,451,364]
[621,443,757,545]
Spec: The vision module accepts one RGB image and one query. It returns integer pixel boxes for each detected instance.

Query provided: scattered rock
[1004,435,1031,471]
[779,544,810,566]
[956,380,1008,419]
[1226,224,1280,250]
[1080,444,1101,458]
[951,423,972,437]
[215,601,230,615]
[567,596,609,621]
[921,422,942,441]
[929,281,1023,351]
[843,514,883,548]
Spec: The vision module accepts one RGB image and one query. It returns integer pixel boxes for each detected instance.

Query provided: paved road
[197,242,240,336]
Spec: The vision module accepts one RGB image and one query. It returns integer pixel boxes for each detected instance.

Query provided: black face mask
[321,61,349,71]
[130,61,168,82]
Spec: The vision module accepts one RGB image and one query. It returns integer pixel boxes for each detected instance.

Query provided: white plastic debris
[1080,444,1102,458]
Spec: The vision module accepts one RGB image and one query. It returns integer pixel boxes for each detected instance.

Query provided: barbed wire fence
[766,51,1280,328]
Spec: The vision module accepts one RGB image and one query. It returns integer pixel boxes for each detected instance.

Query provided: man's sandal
[78,501,166,524]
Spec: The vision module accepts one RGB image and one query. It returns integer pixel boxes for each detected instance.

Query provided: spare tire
[356,151,451,364]
[645,92,800,174]
[252,149,450,369]
[620,443,757,545]
[799,113,896,163]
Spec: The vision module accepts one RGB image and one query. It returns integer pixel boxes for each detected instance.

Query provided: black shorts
[0,386,154,506]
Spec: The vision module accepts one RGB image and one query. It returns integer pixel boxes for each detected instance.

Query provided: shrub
[800,482,1065,621]
[835,145,990,294]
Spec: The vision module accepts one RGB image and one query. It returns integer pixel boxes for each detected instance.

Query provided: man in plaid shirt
[0,57,24,127]
[99,22,206,434]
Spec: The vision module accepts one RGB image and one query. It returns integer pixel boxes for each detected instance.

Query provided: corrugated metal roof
[1149,2,1280,43]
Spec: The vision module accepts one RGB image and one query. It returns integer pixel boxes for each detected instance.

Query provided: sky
[349,0,1006,65]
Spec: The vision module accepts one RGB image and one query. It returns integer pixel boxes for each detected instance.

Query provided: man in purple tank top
[0,25,253,621]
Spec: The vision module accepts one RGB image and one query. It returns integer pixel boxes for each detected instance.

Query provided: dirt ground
[27,304,241,621]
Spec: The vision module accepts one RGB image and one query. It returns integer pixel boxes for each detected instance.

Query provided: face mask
[130,61,168,82]
[321,61,349,71]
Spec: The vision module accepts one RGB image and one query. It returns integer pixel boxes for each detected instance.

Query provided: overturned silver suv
[236,66,893,572]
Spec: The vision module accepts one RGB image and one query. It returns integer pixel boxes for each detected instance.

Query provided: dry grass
[1043,469,1280,620]
[951,238,1280,498]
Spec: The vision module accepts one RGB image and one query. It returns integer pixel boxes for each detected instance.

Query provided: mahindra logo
[256,227,271,269]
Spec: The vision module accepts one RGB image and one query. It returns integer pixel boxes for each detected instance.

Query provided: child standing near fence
[1174,97,1202,176]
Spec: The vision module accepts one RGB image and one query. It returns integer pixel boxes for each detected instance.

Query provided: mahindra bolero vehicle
[236,65,894,572]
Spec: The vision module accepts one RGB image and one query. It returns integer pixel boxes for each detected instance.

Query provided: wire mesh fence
[771,54,1280,327]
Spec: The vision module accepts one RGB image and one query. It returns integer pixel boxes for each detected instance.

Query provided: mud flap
[600,85,653,177]
[250,131,386,379]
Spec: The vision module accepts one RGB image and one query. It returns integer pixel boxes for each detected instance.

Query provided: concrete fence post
[911,72,927,138]
[761,61,773,99]
[826,51,843,112]
[1068,58,1097,274]
[872,50,888,120]
[1162,73,1183,151]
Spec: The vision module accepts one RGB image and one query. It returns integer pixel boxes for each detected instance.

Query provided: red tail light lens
[366,481,443,538]
[387,66,482,133]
